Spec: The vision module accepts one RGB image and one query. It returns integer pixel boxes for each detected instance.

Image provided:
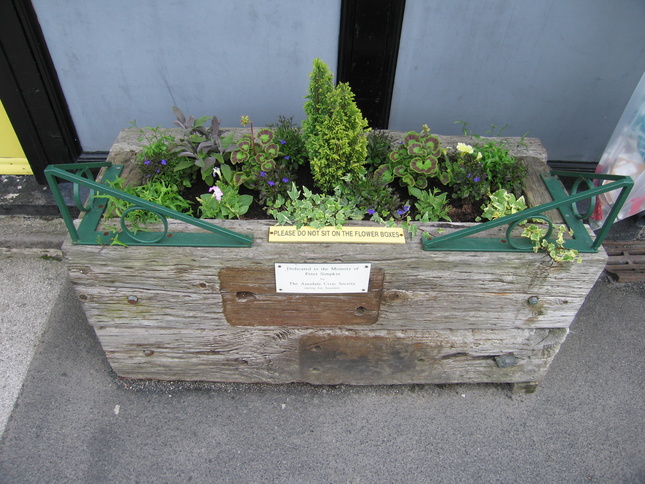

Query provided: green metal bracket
[422,171,633,253]
[44,162,253,247]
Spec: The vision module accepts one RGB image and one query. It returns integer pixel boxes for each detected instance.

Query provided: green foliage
[228,119,296,207]
[267,183,365,229]
[408,186,452,222]
[102,177,192,231]
[365,130,395,170]
[251,169,293,209]
[230,126,281,183]
[338,172,404,220]
[196,187,253,220]
[172,106,238,186]
[475,139,527,197]
[438,139,527,203]
[477,189,527,221]
[375,125,441,189]
[302,58,370,193]
[196,163,253,219]
[522,224,582,263]
[133,125,193,187]
[440,152,490,201]
[111,83,546,247]
[268,115,308,169]
[447,122,528,200]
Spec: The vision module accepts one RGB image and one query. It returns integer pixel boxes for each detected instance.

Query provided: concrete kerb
[0,215,69,437]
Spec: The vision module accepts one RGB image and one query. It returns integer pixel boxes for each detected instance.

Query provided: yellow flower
[456,143,474,154]
[476,152,482,160]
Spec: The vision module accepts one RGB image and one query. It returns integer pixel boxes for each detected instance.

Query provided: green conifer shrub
[302,58,370,193]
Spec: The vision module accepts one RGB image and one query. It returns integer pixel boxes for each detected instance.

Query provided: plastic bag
[591,71,645,228]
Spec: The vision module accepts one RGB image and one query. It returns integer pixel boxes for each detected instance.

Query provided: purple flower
[367,208,376,215]
[284,156,290,160]
[281,178,289,183]
[144,160,151,165]
[397,205,410,216]
[268,181,275,186]
[259,171,267,178]
[160,159,167,165]
[466,173,471,178]
[155,169,160,173]
[279,140,287,145]
[474,176,481,182]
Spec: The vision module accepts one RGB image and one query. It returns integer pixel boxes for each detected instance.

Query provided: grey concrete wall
[31,0,341,151]
[32,0,645,161]
[390,0,645,161]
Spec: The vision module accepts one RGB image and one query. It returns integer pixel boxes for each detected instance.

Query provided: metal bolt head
[127,295,139,304]
[495,354,518,368]
[527,296,540,306]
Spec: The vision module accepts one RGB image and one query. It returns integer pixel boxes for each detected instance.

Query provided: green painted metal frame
[422,171,633,252]
[45,163,631,252]
[44,162,253,247]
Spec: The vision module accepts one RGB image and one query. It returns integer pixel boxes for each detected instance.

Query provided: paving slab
[0,251,67,438]
[0,215,68,249]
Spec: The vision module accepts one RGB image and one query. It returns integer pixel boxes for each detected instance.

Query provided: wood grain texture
[65,220,606,331]
[64,218,605,384]
[522,155,564,223]
[93,326,566,385]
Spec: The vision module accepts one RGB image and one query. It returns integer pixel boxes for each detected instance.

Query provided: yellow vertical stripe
[0,99,32,175]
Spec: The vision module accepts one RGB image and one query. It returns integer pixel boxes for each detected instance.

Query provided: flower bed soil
[179,162,485,223]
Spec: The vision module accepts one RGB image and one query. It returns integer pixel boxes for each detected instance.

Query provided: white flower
[209,186,223,201]
[212,167,221,178]
[456,143,474,154]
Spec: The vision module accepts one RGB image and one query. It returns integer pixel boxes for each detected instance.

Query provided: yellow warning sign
[268,226,406,244]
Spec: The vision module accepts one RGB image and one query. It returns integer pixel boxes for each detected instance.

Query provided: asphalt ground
[0,211,643,483]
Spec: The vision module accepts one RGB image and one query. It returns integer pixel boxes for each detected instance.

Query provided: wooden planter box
[62,129,607,393]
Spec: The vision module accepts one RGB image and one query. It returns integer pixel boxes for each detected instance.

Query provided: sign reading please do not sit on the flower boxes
[268,226,405,243]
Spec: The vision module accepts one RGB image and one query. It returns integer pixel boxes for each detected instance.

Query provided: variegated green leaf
[403,132,420,144]
[230,150,249,164]
[256,129,274,144]
[407,142,424,156]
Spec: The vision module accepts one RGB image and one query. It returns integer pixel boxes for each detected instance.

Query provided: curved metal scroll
[422,171,633,253]
[505,215,553,251]
[119,206,169,244]
[44,162,253,247]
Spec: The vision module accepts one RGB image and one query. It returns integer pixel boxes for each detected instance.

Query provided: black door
[337,0,406,129]
[0,0,81,183]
